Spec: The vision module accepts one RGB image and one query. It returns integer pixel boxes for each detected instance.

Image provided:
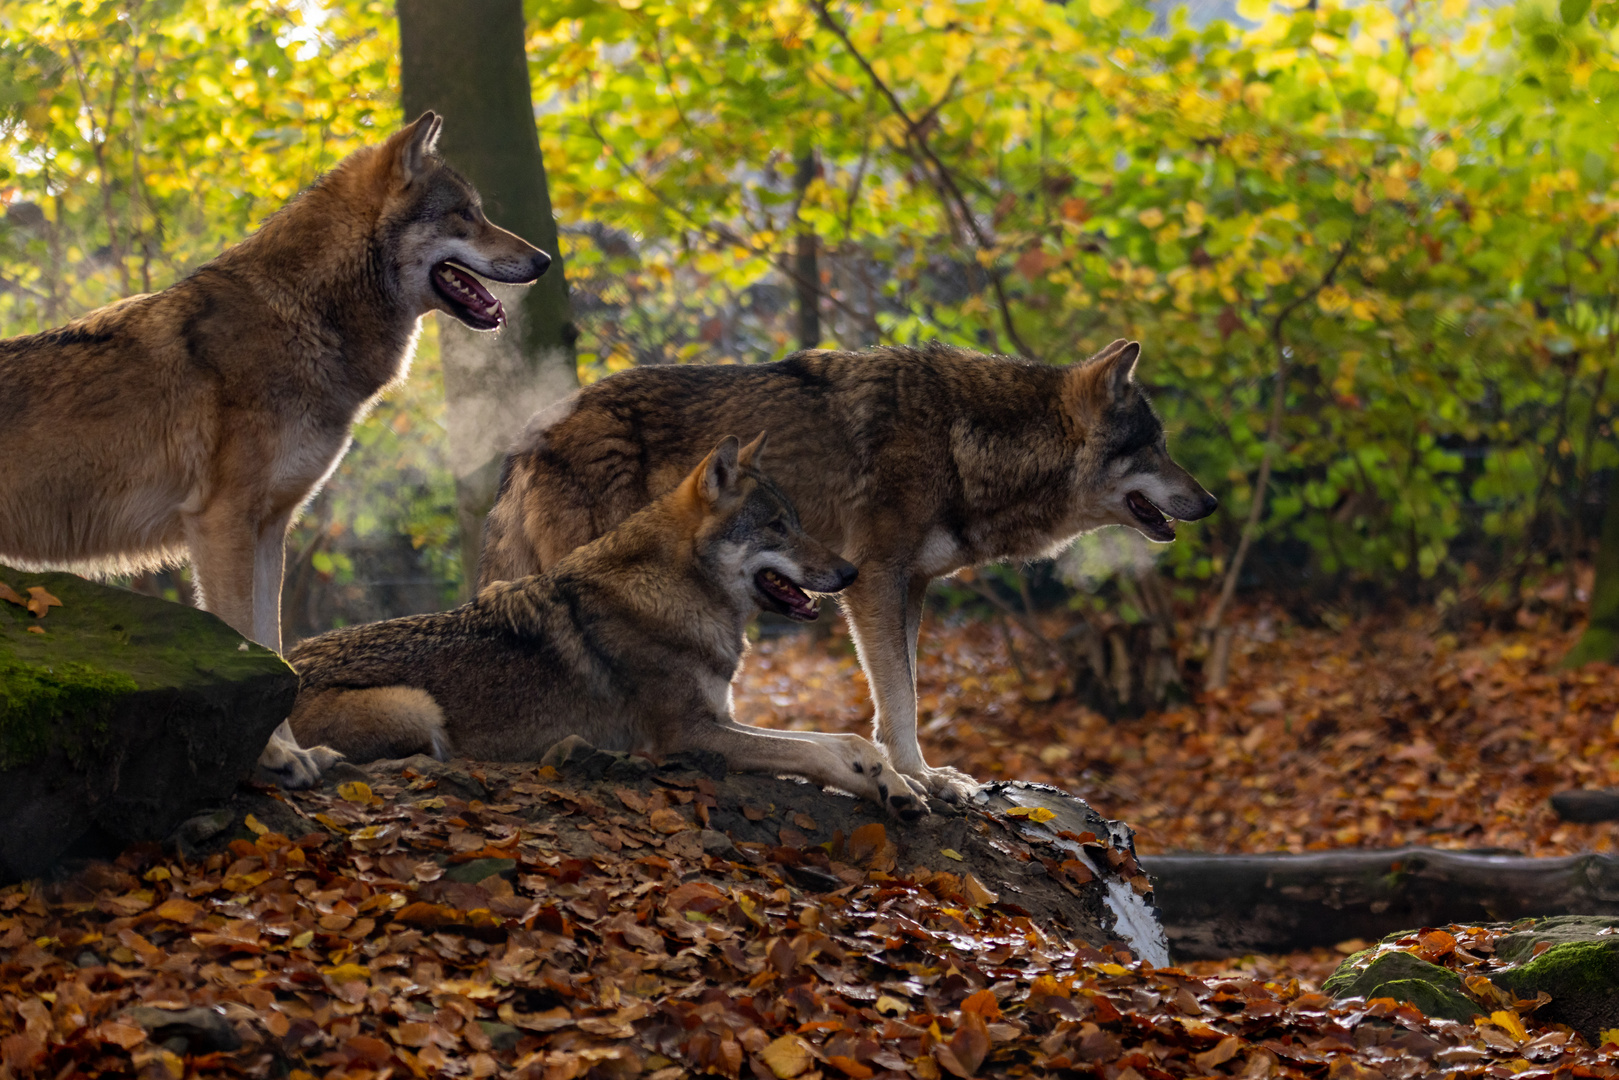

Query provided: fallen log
[1550,788,1619,822]
[1142,847,1619,958]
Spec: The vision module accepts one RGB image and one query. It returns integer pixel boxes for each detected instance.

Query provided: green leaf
[1561,0,1592,25]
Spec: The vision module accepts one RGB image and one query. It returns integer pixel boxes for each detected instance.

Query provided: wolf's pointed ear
[738,431,768,470]
[1068,339,1140,408]
[392,111,443,188]
[699,435,744,505]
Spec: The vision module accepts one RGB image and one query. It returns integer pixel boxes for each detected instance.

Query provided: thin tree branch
[581,111,873,333]
[810,0,1036,359]
[1202,234,1358,648]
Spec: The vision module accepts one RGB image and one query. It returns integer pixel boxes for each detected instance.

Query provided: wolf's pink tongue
[437,263,504,324]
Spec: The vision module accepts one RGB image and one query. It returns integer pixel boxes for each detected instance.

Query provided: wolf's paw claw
[257,722,343,789]
[906,764,981,803]
[843,738,929,816]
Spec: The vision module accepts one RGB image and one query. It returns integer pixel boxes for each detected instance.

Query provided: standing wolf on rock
[0,111,552,784]
[481,340,1218,801]
[287,435,925,818]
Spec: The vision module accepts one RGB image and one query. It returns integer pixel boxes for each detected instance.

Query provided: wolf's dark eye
[768,519,788,535]
[457,207,476,223]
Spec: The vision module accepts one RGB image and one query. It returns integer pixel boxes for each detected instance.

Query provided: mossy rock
[1321,949,1482,1022]
[0,566,295,880]
[1327,917,1619,1043]
[1490,918,1619,1044]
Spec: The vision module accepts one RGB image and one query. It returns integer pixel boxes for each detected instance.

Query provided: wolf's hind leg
[287,686,450,765]
[257,720,345,789]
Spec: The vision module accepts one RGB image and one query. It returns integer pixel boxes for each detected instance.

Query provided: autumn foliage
[1,752,1616,1080]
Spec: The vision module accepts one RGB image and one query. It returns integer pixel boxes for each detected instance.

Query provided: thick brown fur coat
[288,438,925,818]
[0,112,551,783]
[480,341,1217,799]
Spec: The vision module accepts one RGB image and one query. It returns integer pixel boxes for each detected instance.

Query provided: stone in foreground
[0,566,295,880]
[1326,916,1619,1044]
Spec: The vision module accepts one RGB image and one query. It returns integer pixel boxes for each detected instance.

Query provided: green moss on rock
[0,659,138,769]
[0,566,297,881]
[1327,919,1619,1045]
[1321,949,1482,1021]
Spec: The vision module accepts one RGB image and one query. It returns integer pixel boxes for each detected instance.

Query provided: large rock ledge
[0,567,295,881]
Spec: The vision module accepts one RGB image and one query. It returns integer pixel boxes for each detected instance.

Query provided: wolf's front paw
[257,721,344,789]
[843,738,931,821]
[902,763,981,803]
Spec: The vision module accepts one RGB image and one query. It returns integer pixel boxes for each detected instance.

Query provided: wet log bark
[1143,847,1619,959]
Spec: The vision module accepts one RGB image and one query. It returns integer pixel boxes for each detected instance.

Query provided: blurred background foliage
[2,0,1616,694]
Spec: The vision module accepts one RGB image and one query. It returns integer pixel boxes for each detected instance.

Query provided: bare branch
[1201,234,1358,659]
[810,0,1037,359]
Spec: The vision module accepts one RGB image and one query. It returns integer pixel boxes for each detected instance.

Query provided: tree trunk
[1142,847,1619,958]
[1566,466,1619,666]
[398,0,577,598]
[793,149,821,349]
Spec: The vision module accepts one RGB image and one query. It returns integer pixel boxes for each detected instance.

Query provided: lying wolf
[480,340,1218,800]
[287,436,925,817]
[0,112,550,783]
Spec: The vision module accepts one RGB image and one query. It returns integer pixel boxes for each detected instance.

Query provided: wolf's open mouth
[432,261,504,330]
[755,568,820,621]
[1127,490,1177,542]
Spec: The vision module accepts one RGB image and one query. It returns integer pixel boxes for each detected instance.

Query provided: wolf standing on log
[481,340,1218,801]
[0,112,552,784]
[288,435,926,818]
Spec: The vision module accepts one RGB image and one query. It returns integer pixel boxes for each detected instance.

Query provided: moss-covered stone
[0,566,297,880]
[1322,949,1483,1022]
[1490,924,1619,1044]
[1326,918,1619,1044]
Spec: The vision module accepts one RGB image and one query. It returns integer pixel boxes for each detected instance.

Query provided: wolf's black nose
[1198,492,1219,518]
[835,562,859,590]
[532,249,553,278]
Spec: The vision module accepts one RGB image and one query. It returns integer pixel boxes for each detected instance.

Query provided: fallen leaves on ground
[0,763,1616,1079]
[736,606,1619,856]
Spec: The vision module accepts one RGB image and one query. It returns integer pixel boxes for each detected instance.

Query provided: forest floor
[4,598,1618,1077]
[735,601,1619,860]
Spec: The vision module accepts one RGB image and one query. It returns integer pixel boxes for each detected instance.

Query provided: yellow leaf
[1236,0,1271,19]
[416,797,446,810]
[313,813,349,834]
[1488,1010,1527,1042]
[940,848,964,861]
[0,583,24,607]
[874,994,910,1016]
[1599,1027,1619,1047]
[1138,207,1165,228]
[322,962,370,984]
[25,626,43,635]
[337,781,373,804]
[154,897,201,924]
[1441,0,1467,17]
[761,1034,813,1078]
[1431,147,1459,174]
[1005,806,1057,823]
[244,814,269,836]
[288,930,314,949]
[1095,962,1131,975]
